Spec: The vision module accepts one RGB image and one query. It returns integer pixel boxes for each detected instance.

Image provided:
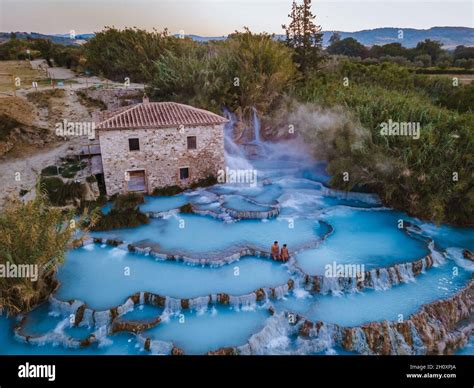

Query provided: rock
[207,347,236,355]
[463,249,474,262]
[299,320,314,337]
[312,276,321,292]
[144,338,151,351]
[80,334,96,348]
[217,293,230,305]
[255,288,266,302]
[74,304,86,326]
[412,259,423,276]
[171,346,184,355]
[111,316,161,334]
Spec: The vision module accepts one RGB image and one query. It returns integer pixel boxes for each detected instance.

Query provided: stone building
[96,98,227,196]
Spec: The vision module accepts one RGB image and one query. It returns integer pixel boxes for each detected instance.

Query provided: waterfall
[93,310,112,327]
[223,109,254,171]
[319,276,343,295]
[164,296,182,312]
[273,283,290,299]
[397,263,415,283]
[229,293,257,310]
[252,107,261,144]
[189,296,211,310]
[429,241,446,266]
[239,312,294,355]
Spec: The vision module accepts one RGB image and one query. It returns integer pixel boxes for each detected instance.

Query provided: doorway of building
[127,170,146,192]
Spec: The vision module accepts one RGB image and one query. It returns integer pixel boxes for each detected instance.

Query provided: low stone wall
[298,279,474,355]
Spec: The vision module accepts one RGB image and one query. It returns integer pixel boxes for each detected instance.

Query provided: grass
[91,193,148,231]
[0,113,21,141]
[40,177,84,206]
[152,185,183,196]
[26,89,65,109]
[0,60,46,93]
[40,165,60,176]
[77,90,107,110]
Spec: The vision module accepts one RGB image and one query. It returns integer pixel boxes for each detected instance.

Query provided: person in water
[280,244,289,262]
[271,241,280,260]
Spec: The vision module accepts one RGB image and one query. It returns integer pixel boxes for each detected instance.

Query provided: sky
[0,0,472,36]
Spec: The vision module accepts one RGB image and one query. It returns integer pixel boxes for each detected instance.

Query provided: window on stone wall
[180,167,189,180]
[187,136,197,150]
[129,138,140,151]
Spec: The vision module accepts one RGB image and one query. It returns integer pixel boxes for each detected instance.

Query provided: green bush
[40,177,84,206]
[179,203,194,213]
[41,165,60,176]
[113,193,145,209]
[296,67,474,226]
[92,207,149,231]
[152,185,183,196]
[149,29,297,119]
[190,175,218,189]
[0,114,21,141]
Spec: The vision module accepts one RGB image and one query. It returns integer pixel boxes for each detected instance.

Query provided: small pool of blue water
[416,222,474,251]
[295,208,430,275]
[92,214,329,256]
[274,262,471,327]
[56,245,290,310]
[144,306,270,354]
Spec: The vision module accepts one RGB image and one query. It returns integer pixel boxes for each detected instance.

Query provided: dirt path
[0,63,145,207]
[0,137,83,207]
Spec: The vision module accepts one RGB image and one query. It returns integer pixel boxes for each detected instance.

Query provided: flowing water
[1,113,472,355]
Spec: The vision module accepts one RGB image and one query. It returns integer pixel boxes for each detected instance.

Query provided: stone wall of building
[98,125,225,195]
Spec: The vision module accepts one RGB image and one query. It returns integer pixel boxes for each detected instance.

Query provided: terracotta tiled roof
[96,102,228,130]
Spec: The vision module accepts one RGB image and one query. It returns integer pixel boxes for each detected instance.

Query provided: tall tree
[282,0,324,74]
[329,32,341,45]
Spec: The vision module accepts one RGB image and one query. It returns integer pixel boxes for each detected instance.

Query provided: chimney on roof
[142,94,150,104]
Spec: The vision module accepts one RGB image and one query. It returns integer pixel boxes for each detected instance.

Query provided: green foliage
[26,89,65,109]
[92,193,148,231]
[77,91,107,110]
[282,0,324,73]
[152,185,183,196]
[297,62,474,226]
[60,161,85,179]
[84,27,176,82]
[113,192,145,209]
[0,193,90,315]
[40,177,84,206]
[321,61,473,113]
[327,38,368,58]
[0,113,22,141]
[0,38,36,60]
[149,29,297,119]
[190,175,218,189]
[40,165,59,176]
[179,203,194,214]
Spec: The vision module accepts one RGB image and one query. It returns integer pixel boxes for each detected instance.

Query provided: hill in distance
[1,27,472,49]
